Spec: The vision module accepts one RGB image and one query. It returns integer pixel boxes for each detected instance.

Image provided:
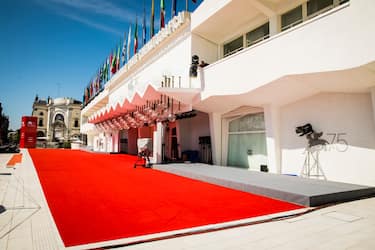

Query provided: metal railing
[223,46,244,58]
[281,18,303,32]
[246,34,270,47]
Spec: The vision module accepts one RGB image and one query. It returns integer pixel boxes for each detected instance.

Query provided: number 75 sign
[325,133,348,152]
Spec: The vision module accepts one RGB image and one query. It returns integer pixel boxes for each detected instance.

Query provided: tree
[0,103,9,145]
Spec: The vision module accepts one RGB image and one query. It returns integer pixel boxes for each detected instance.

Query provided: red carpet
[29,149,303,247]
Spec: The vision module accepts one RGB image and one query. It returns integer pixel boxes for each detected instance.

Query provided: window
[74,119,79,128]
[38,119,43,127]
[55,114,64,122]
[37,131,45,137]
[39,112,44,116]
[307,0,333,17]
[246,22,269,47]
[223,36,243,57]
[281,5,302,31]
[229,113,265,132]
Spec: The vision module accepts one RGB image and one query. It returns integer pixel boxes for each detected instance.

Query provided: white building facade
[81,0,375,186]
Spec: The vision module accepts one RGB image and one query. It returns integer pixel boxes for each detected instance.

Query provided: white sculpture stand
[300,146,326,180]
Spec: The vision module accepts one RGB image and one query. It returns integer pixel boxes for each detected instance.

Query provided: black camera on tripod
[189,55,199,77]
[295,123,314,137]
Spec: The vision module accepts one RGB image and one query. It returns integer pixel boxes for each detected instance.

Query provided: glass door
[227,113,267,170]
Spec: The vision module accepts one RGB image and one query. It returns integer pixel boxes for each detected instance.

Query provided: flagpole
[186,0,188,11]
[143,0,146,46]
[171,0,174,18]
[151,0,154,38]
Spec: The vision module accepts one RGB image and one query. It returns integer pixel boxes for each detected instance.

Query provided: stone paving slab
[0,150,64,250]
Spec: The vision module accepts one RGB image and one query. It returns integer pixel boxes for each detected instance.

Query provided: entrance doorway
[119,130,128,153]
[227,113,267,170]
[163,122,179,162]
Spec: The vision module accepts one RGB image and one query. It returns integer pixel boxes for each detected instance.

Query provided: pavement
[0,149,374,250]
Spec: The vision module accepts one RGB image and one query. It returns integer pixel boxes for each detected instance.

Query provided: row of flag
[83,0,198,106]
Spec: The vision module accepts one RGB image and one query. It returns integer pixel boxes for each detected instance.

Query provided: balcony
[193,0,375,113]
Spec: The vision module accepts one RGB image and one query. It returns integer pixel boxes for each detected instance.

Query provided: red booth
[19,116,37,148]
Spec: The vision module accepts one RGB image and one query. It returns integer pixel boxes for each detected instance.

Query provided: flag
[109,51,114,75]
[172,0,177,17]
[85,87,89,104]
[121,32,127,66]
[134,18,138,54]
[160,0,165,29]
[99,65,103,84]
[94,74,97,94]
[89,81,93,97]
[99,68,103,90]
[187,0,197,10]
[96,72,100,93]
[102,62,106,83]
[105,56,110,81]
[150,0,155,37]
[142,2,147,46]
[107,56,110,80]
[116,41,120,71]
[103,60,107,82]
[127,26,131,62]
[111,49,117,74]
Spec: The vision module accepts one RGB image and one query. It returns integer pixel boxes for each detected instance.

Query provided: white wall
[371,87,375,126]
[93,132,111,152]
[191,33,218,65]
[281,93,375,186]
[179,111,210,152]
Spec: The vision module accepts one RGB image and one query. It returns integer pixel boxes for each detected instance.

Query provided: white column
[46,107,51,140]
[302,2,308,21]
[269,14,280,36]
[101,134,105,152]
[208,112,222,165]
[112,132,119,153]
[371,87,375,126]
[87,133,94,149]
[153,122,164,163]
[263,104,281,174]
[108,133,113,152]
[66,105,70,140]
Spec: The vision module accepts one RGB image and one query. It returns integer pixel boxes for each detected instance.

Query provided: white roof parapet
[107,11,190,90]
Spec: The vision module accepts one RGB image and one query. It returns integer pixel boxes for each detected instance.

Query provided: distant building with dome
[32,96,82,143]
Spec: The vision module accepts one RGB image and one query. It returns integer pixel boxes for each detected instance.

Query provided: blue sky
[0,0,202,130]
